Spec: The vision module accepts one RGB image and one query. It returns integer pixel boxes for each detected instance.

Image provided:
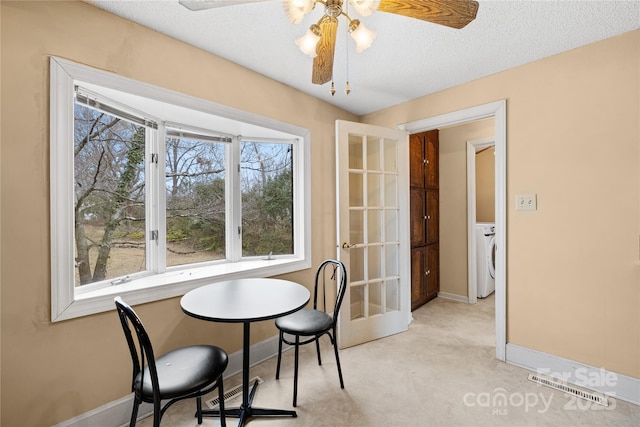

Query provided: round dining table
[181,278,310,426]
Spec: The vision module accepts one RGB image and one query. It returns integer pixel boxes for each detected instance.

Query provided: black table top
[180,278,310,323]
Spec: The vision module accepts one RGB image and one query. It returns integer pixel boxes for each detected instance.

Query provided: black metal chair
[275,259,348,406]
[115,296,228,427]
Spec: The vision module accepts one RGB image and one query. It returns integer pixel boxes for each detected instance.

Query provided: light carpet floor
[137,296,640,426]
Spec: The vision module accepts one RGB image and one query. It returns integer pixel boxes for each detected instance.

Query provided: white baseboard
[437,291,469,303]
[54,335,284,427]
[506,343,640,406]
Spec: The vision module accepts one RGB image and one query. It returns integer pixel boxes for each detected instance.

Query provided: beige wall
[363,31,640,380]
[476,147,495,223]
[439,120,494,297]
[2,2,639,425]
[0,2,358,425]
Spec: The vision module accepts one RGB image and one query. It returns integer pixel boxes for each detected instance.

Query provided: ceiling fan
[180,0,479,92]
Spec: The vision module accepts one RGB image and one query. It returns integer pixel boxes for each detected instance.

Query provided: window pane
[73,103,146,286]
[165,137,226,267]
[241,141,293,257]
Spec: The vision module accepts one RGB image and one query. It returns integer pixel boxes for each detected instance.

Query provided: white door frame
[467,137,496,305]
[397,100,507,361]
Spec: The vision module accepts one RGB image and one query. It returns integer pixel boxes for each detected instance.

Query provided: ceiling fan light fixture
[349,19,375,52]
[283,0,316,24]
[349,0,380,16]
[296,24,322,57]
[324,0,343,18]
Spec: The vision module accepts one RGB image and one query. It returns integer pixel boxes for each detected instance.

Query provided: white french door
[336,120,410,349]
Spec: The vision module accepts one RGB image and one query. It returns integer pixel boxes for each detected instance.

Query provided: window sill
[53,257,311,322]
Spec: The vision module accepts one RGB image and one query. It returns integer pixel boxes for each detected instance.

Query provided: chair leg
[196,397,203,424]
[276,330,284,379]
[129,397,140,427]
[315,338,322,365]
[153,399,162,427]
[293,335,300,407]
[218,378,226,427]
[331,332,345,389]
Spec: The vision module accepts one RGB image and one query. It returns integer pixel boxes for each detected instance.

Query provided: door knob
[342,242,356,249]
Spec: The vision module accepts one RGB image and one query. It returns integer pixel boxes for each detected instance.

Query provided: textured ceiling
[88,0,639,116]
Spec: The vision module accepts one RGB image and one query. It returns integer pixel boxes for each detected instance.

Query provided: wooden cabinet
[410,130,439,310]
[410,131,439,190]
[411,245,439,309]
[410,189,438,247]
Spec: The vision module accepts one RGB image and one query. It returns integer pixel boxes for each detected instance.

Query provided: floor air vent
[527,373,609,407]
[206,376,264,409]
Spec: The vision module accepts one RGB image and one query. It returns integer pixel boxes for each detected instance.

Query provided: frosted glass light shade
[350,21,376,52]
[349,0,380,16]
[296,25,321,57]
[283,0,316,24]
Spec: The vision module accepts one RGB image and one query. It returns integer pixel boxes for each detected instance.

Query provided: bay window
[51,57,311,321]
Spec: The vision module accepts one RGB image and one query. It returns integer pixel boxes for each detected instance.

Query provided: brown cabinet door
[411,245,439,309]
[410,188,426,247]
[409,133,425,188]
[426,190,439,245]
[425,130,439,189]
[425,244,439,301]
[411,247,427,310]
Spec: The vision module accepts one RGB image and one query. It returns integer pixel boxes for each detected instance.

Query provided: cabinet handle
[425,270,430,275]
[427,215,431,220]
[342,242,356,249]
[423,215,428,220]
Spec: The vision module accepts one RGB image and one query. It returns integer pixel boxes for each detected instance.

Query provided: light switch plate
[516,194,537,211]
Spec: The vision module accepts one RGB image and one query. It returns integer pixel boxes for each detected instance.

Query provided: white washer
[476,222,496,298]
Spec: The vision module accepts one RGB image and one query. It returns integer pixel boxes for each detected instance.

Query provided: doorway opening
[467,137,496,304]
[398,100,506,361]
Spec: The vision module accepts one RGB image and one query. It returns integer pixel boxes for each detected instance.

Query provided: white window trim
[50,57,311,322]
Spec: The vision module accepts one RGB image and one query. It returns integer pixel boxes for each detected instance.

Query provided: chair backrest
[313,259,348,325]
[115,296,161,401]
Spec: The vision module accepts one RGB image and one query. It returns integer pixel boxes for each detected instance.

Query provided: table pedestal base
[201,379,296,426]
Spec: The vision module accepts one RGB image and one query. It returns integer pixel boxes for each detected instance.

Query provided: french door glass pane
[367,209,382,243]
[367,173,382,206]
[385,278,399,312]
[385,243,399,276]
[165,137,226,267]
[350,210,364,245]
[369,281,383,316]
[349,172,363,207]
[350,284,365,320]
[349,134,363,169]
[241,141,293,257]
[349,247,365,282]
[384,175,397,207]
[383,139,397,172]
[367,136,381,171]
[385,210,398,241]
[73,103,146,286]
[368,245,382,280]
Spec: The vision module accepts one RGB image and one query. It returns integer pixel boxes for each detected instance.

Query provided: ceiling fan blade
[312,16,338,85]
[179,0,267,11]
[377,0,479,29]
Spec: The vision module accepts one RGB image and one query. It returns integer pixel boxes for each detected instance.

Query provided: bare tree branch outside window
[74,104,146,286]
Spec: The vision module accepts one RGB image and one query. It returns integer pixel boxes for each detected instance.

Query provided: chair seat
[135,345,228,400]
[275,309,332,336]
